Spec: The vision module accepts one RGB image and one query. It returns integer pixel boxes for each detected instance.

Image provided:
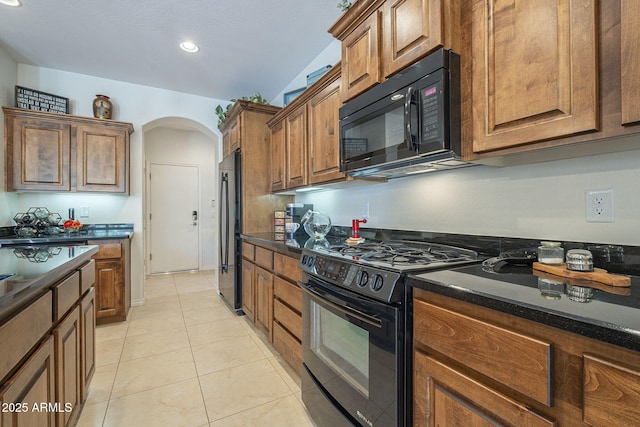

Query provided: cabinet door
[242,261,256,322]
[285,105,308,189]
[54,307,81,427]
[382,0,446,77]
[583,354,640,426]
[621,0,640,125]
[342,10,381,101]
[308,75,345,184]
[8,117,71,191]
[75,124,128,193]
[0,336,56,427]
[227,116,240,153]
[93,259,124,324]
[270,121,286,191]
[222,130,232,158]
[471,0,598,153]
[414,350,555,427]
[80,288,96,402]
[255,266,273,342]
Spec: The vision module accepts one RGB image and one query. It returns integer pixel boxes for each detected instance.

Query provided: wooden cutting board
[532,262,631,287]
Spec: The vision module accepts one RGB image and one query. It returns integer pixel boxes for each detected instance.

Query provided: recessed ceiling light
[0,0,21,6]
[179,41,199,53]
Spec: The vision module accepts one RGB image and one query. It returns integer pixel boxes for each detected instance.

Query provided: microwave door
[340,90,416,171]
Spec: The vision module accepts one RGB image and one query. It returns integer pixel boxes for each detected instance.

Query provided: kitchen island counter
[0,244,98,324]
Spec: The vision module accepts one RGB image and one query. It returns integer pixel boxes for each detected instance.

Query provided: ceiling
[0,0,344,102]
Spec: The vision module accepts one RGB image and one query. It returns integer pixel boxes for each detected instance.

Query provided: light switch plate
[79,206,89,218]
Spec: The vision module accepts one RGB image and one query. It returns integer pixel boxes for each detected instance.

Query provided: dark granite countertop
[0,244,99,324]
[242,231,348,257]
[244,227,640,351]
[408,264,640,352]
[0,223,133,246]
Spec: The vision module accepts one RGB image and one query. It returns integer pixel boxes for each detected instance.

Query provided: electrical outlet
[586,190,614,222]
[79,206,89,218]
[362,202,370,219]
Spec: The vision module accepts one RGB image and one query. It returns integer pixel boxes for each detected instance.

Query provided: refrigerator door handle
[219,172,230,273]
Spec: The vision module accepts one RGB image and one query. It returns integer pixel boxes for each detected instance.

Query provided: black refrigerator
[218,149,243,314]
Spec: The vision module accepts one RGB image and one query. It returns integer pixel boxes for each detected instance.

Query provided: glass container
[537,241,564,265]
[301,210,332,240]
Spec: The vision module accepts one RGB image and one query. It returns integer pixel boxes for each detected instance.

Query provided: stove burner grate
[336,241,475,266]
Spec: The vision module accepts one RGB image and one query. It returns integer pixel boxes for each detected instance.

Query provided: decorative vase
[92,94,112,119]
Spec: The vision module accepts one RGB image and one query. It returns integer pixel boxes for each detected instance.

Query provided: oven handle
[300,282,383,329]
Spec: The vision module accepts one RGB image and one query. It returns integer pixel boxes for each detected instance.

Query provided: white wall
[296,146,640,245]
[0,45,19,223]
[2,57,229,305]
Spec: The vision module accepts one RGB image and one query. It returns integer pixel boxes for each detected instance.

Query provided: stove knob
[370,274,384,292]
[356,270,368,287]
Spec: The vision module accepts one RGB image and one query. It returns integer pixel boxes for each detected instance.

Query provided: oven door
[301,278,401,427]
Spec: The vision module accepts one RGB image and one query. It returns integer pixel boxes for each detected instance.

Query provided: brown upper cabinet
[285,105,308,189]
[470,0,598,154]
[308,73,344,184]
[3,107,132,193]
[221,114,240,159]
[621,0,640,126]
[268,63,346,192]
[466,0,640,162]
[329,0,461,102]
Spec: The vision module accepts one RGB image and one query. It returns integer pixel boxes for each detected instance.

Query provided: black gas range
[297,239,482,427]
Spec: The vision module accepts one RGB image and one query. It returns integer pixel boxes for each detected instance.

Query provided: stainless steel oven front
[301,277,405,427]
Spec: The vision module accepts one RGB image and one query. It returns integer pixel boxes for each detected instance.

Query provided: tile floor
[76,271,316,427]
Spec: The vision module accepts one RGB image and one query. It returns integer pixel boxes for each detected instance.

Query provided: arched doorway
[142,118,220,276]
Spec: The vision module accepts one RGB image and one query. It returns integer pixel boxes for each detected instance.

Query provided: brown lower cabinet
[242,241,303,375]
[413,288,640,426]
[89,239,131,325]
[0,336,56,427]
[241,261,256,322]
[0,258,96,427]
[255,266,274,341]
[53,307,81,427]
[80,288,96,401]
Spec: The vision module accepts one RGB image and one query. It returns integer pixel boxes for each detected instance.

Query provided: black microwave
[339,49,470,178]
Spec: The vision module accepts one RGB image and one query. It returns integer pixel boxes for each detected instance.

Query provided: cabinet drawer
[91,243,122,260]
[80,259,95,295]
[0,291,53,382]
[414,299,552,406]
[274,299,302,341]
[273,253,302,283]
[273,322,302,376]
[242,242,255,261]
[54,272,80,321]
[414,351,555,427]
[583,354,640,426]
[273,276,302,313]
[254,246,273,269]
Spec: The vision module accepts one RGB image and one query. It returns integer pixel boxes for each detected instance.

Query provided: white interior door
[149,163,200,273]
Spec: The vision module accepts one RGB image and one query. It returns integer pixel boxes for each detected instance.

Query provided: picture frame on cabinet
[15,85,69,114]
